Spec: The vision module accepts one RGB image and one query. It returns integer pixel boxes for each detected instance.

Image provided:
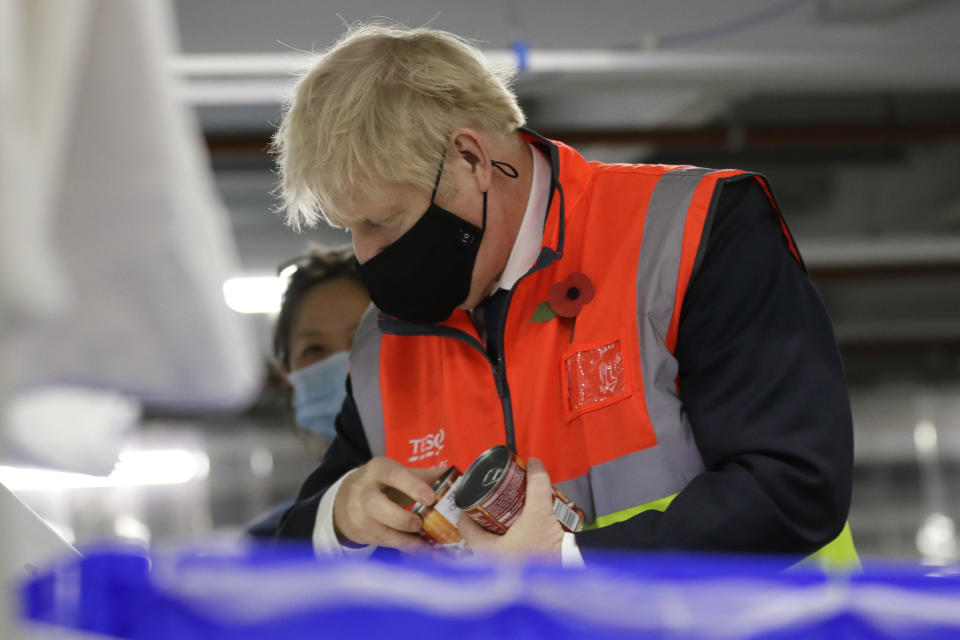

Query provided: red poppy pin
[531,272,595,340]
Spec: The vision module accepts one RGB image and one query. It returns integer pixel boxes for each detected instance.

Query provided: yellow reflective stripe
[584,493,679,530]
[585,495,861,572]
[791,523,861,572]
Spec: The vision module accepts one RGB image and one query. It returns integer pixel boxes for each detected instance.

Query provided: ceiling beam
[205,124,960,156]
[171,49,960,104]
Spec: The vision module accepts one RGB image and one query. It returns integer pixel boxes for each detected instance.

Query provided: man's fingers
[409,466,447,484]
[373,458,435,504]
[369,523,432,553]
[457,513,497,552]
[384,467,444,507]
[368,490,423,534]
[524,458,556,514]
[382,487,414,509]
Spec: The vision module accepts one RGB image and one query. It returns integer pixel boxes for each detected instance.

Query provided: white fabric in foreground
[3,386,140,475]
[1,0,260,412]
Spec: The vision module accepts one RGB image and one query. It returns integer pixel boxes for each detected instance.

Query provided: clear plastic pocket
[562,335,633,421]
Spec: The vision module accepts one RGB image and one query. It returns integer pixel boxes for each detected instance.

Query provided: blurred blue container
[20,544,960,639]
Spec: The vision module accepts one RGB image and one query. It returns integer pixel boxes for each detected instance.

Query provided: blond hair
[272,23,526,230]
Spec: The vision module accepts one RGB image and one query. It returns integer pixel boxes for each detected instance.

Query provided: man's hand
[458,458,564,562]
[333,457,444,552]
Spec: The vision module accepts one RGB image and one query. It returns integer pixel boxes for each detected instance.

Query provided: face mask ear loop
[480,191,488,233]
[430,157,446,203]
[491,160,519,178]
[479,159,515,234]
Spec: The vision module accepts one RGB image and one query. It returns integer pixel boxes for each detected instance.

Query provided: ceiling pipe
[803,237,960,277]
[170,49,960,105]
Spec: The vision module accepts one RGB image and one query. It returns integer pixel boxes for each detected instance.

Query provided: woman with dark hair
[273,248,370,455]
[247,247,370,538]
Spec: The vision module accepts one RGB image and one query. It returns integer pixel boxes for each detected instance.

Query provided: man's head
[273,24,531,318]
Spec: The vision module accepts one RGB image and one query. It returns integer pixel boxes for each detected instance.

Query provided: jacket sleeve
[275,375,373,539]
[575,177,854,559]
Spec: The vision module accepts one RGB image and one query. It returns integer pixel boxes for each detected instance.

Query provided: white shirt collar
[490,143,551,293]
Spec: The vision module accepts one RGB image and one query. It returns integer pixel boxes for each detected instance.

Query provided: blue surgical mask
[288,350,349,441]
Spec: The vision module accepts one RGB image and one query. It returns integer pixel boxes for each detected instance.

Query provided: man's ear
[449,128,493,191]
[460,149,481,170]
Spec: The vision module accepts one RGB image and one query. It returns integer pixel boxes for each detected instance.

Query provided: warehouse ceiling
[171,0,960,387]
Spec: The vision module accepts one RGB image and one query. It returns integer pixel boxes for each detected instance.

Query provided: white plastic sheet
[0,0,261,416]
[1,3,262,633]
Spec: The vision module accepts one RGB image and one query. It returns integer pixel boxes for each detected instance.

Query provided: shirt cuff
[561,531,585,568]
[312,468,377,558]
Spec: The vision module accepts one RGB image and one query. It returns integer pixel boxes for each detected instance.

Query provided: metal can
[411,466,468,554]
[454,445,585,534]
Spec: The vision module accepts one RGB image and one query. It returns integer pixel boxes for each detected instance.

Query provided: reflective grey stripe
[636,168,711,481]
[350,304,387,457]
[558,167,723,522]
[555,431,704,524]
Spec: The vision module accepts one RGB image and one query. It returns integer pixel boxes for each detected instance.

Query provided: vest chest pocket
[560,332,635,422]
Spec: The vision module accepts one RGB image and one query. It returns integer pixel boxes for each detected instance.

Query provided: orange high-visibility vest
[349,131,857,567]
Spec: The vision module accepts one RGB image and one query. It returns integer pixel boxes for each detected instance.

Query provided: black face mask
[356,158,517,324]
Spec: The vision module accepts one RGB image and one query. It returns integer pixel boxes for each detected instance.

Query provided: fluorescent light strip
[222,276,283,314]
[0,449,210,492]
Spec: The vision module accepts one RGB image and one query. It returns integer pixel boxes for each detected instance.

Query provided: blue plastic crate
[21,543,960,640]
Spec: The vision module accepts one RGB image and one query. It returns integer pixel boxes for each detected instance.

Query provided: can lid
[411,466,461,515]
[431,466,459,491]
[455,445,511,510]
